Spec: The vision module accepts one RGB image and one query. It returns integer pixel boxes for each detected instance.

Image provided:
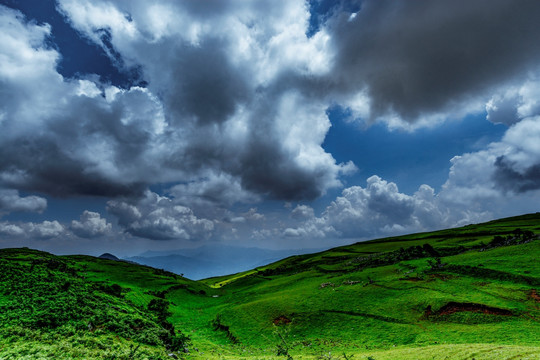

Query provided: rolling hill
[1,213,539,359]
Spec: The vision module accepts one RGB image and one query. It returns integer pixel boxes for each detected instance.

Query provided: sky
[1,0,540,257]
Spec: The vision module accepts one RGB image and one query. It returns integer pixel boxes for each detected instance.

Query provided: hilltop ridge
[98,252,120,261]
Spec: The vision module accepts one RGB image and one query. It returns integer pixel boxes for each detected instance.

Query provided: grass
[1,213,540,359]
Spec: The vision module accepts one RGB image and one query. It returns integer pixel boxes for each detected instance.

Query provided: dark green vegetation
[1,213,540,359]
[0,249,192,359]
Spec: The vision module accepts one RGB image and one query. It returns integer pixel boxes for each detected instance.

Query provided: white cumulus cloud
[71,210,112,239]
[0,189,47,216]
[0,220,66,240]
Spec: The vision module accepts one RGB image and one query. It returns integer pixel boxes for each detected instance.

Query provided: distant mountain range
[124,244,325,280]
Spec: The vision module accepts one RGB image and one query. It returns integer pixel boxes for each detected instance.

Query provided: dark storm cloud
[493,156,540,193]
[48,89,159,163]
[164,38,251,125]
[170,86,338,201]
[0,136,146,198]
[327,0,540,122]
[169,114,335,201]
[235,137,327,201]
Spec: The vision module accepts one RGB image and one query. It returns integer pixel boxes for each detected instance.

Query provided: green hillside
[1,213,540,359]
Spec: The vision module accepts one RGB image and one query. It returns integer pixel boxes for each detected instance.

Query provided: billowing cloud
[31,220,65,239]
[0,220,65,240]
[107,191,214,240]
[0,6,168,197]
[493,157,540,193]
[0,189,47,216]
[70,210,112,238]
[283,175,494,240]
[291,205,315,220]
[52,0,352,201]
[441,116,540,203]
[324,177,417,237]
[489,112,540,194]
[4,0,540,208]
[486,76,540,125]
[3,1,540,250]
[0,222,25,238]
[0,2,354,205]
[169,173,260,212]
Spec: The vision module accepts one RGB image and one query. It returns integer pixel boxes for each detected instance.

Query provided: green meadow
[1,213,539,359]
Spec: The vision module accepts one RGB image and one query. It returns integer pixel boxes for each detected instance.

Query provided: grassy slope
[1,213,540,359]
[0,249,204,359]
[192,213,540,359]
